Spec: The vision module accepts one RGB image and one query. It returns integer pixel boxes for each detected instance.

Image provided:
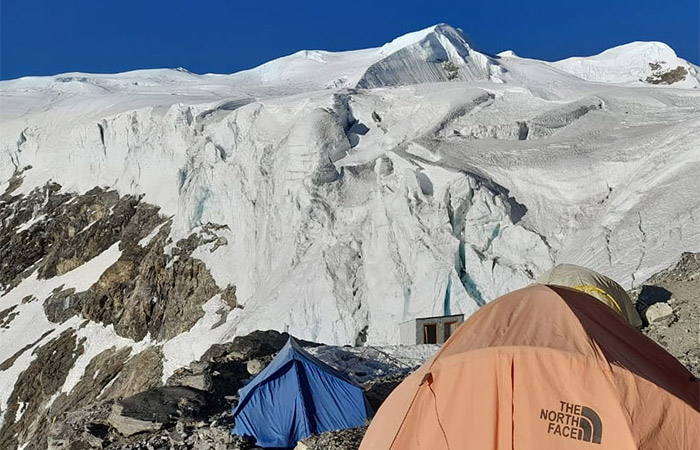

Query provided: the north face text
[539,401,602,444]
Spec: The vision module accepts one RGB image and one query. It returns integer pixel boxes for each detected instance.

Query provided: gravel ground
[629,252,700,377]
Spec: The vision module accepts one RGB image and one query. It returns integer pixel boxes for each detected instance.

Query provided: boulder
[645,302,673,323]
[170,372,213,391]
[202,330,290,362]
[47,401,114,450]
[108,386,206,436]
[108,402,164,437]
[246,359,265,376]
[201,330,320,363]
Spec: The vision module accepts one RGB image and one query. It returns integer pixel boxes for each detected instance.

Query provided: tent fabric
[232,337,372,448]
[536,263,643,328]
[360,284,700,450]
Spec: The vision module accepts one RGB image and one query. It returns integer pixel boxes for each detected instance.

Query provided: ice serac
[551,41,700,88]
[356,24,504,88]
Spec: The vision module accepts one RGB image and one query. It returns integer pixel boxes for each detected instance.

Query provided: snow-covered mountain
[1,23,699,449]
[551,41,700,88]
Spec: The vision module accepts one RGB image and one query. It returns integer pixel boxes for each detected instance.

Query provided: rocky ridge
[0,176,239,450]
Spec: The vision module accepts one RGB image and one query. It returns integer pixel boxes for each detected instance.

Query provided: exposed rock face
[0,330,84,450]
[51,346,133,410]
[1,180,237,341]
[0,182,238,449]
[0,304,19,329]
[645,65,689,84]
[100,347,164,400]
[43,287,80,323]
[0,181,161,293]
[77,223,227,341]
[0,338,166,450]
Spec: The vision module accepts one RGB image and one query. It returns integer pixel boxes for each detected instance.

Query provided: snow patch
[161,295,239,381]
[61,322,151,395]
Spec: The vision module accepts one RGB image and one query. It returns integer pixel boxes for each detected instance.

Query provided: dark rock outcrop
[100,347,164,400]
[1,181,238,342]
[645,66,689,84]
[201,329,317,363]
[77,222,225,341]
[0,182,162,293]
[0,181,243,449]
[0,330,85,450]
[108,386,207,436]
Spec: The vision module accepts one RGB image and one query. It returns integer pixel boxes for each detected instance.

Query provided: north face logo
[539,401,602,444]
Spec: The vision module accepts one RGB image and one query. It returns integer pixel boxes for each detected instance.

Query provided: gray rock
[202,330,318,363]
[644,302,673,323]
[108,386,207,438]
[99,346,164,401]
[109,403,164,437]
[47,401,115,450]
[1,181,238,342]
[169,373,213,391]
[43,286,80,323]
[0,330,85,450]
[246,359,265,376]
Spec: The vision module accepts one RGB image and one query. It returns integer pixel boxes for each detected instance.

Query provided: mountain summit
[357,23,504,87]
[2,24,697,96]
[552,41,699,87]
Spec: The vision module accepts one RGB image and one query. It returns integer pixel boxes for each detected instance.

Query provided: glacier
[1,24,700,437]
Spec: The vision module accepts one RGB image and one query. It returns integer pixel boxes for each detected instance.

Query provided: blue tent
[232,337,373,448]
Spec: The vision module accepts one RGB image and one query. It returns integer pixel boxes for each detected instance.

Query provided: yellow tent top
[536,264,643,328]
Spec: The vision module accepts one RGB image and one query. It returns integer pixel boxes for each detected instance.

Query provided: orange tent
[360,284,700,450]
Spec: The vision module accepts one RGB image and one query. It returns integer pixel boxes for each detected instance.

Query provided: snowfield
[1,24,700,429]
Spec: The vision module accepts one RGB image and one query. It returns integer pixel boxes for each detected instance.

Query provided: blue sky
[1,0,698,80]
